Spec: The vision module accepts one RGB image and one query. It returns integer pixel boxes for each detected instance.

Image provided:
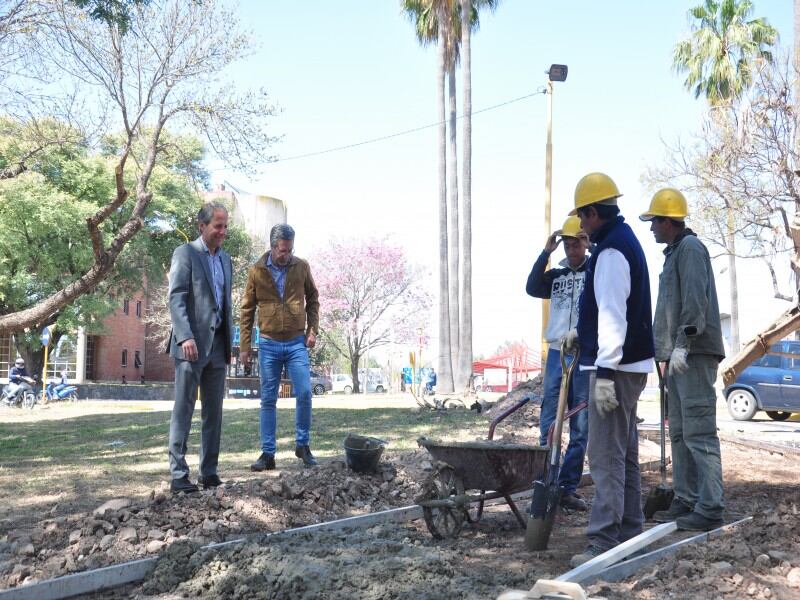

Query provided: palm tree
[402,0,458,392]
[673,0,777,353]
[402,0,497,391]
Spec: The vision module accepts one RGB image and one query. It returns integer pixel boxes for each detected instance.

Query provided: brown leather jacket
[239,253,320,348]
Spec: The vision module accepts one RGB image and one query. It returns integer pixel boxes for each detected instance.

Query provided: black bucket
[343,434,387,473]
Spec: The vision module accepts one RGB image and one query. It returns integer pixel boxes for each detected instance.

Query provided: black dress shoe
[295,445,318,467]
[198,474,222,489]
[250,452,276,472]
[170,476,199,494]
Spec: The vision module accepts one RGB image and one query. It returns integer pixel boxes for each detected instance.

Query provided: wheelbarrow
[416,395,549,539]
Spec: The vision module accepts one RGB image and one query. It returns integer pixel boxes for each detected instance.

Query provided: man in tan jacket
[239,224,320,469]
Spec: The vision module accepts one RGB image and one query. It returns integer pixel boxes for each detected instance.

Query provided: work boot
[569,545,606,568]
[170,476,199,494]
[250,452,276,472]
[198,474,223,489]
[676,511,723,532]
[559,492,588,512]
[652,498,693,523]
[295,445,318,467]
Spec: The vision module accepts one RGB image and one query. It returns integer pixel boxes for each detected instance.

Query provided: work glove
[593,378,618,417]
[562,328,579,354]
[668,347,689,376]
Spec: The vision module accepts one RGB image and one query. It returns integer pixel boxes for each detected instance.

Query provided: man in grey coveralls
[165,202,233,493]
[641,188,725,531]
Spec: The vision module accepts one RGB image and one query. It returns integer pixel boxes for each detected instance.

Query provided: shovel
[525,340,578,551]
[643,361,674,519]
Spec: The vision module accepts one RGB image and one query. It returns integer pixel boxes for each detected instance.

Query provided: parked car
[332,374,354,394]
[723,341,800,421]
[310,371,332,396]
[331,373,386,394]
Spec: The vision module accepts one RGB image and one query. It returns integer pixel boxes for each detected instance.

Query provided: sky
[213,0,795,363]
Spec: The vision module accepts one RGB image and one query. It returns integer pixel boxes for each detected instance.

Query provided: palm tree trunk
[456,0,473,391]
[447,60,460,371]
[727,211,741,352]
[437,21,454,393]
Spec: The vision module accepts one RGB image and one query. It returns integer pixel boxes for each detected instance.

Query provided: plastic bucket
[343,434,387,473]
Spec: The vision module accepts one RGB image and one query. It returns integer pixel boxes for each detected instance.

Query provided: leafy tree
[0,121,252,374]
[311,238,432,393]
[0,0,278,335]
[672,0,777,351]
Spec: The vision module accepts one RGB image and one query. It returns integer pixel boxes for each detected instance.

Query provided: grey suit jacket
[165,238,234,363]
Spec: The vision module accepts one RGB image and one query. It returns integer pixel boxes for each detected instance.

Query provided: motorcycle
[45,380,79,403]
[1,375,37,410]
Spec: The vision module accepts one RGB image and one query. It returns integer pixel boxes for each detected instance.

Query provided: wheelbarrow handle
[488,396,534,440]
[546,401,587,447]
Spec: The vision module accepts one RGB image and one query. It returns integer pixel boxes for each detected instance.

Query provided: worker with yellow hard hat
[525,215,591,511]
[563,172,655,567]
[640,188,726,532]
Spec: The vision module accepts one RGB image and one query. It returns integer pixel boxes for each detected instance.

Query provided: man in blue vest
[564,173,655,567]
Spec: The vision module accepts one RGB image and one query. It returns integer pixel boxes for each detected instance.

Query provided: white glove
[669,347,689,376]
[593,378,618,417]
[562,328,579,353]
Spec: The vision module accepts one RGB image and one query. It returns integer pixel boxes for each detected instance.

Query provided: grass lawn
[0,404,486,531]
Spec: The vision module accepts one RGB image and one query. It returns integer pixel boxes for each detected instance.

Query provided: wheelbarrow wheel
[420,464,465,539]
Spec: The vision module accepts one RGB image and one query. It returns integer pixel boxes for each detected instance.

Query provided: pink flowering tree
[312,238,432,393]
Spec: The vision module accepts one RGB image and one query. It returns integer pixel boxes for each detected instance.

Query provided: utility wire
[269,88,547,164]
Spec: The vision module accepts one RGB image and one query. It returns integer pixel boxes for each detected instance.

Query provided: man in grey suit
[166,202,234,493]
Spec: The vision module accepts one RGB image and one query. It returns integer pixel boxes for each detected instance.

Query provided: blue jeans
[258,335,313,455]
[539,347,589,494]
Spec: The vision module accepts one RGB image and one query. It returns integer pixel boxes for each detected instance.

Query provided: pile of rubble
[589,492,800,599]
[0,453,430,589]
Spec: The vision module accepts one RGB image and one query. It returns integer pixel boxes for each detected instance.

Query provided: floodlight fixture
[547,64,568,82]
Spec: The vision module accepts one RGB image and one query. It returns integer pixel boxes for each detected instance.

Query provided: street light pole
[541,64,568,368]
[542,78,553,367]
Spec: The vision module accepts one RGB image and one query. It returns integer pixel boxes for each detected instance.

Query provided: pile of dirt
[136,522,536,600]
[480,377,544,433]
[0,453,431,589]
[589,491,800,599]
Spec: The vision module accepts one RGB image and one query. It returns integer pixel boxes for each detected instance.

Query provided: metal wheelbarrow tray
[415,396,549,539]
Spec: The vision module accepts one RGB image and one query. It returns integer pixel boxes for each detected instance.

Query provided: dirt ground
[3,393,799,599]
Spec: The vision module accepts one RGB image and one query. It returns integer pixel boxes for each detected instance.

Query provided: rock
[99,534,115,551]
[755,554,771,569]
[68,530,82,544]
[711,561,734,575]
[675,560,694,578]
[214,486,226,499]
[421,461,433,471]
[732,573,745,586]
[118,527,138,543]
[146,540,166,553]
[270,482,282,495]
[787,567,800,587]
[202,519,217,532]
[93,498,131,517]
[147,529,165,541]
[45,555,66,570]
[768,550,791,564]
[16,543,34,557]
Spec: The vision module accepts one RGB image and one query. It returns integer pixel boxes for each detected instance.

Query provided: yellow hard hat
[570,172,622,215]
[560,216,583,238]
[639,188,688,221]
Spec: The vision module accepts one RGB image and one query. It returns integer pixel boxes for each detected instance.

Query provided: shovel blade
[643,484,674,520]
[525,481,563,551]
